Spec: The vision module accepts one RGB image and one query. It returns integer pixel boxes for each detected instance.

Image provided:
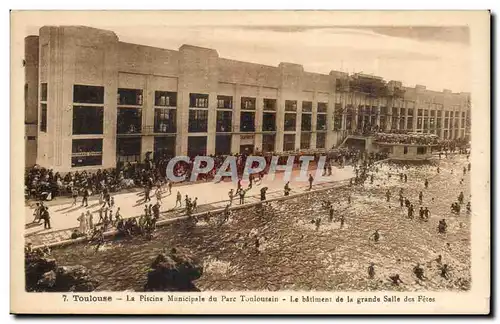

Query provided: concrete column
[403,106,407,131]
[275,89,285,152]
[294,101,302,150]
[142,76,154,160]
[376,98,381,128]
[231,84,241,154]
[387,97,393,130]
[340,93,347,134]
[206,90,217,155]
[254,87,263,151]
[412,100,418,132]
[310,91,317,149]
[176,89,189,156]
[325,92,335,149]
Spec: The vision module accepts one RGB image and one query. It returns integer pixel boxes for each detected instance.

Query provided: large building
[24,26,471,172]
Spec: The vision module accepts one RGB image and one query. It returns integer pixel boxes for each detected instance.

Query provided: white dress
[77,214,87,234]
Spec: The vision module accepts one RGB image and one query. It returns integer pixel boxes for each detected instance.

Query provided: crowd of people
[26,138,472,291]
[25,146,372,203]
[374,132,440,145]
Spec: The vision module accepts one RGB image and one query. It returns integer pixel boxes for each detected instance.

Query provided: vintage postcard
[10,10,490,315]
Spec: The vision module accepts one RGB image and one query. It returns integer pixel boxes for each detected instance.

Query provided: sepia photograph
[10,10,490,314]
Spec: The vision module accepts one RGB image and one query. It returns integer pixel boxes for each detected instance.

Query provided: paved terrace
[25,166,355,247]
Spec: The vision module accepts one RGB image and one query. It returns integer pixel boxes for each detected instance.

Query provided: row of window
[70,133,327,167]
[331,113,466,132]
[39,83,470,134]
[71,107,330,135]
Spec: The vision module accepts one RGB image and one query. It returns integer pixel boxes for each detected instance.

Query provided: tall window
[284,113,297,131]
[216,111,232,132]
[300,132,311,149]
[154,91,177,107]
[71,139,103,167]
[190,93,209,108]
[215,135,232,155]
[154,109,176,133]
[316,132,326,149]
[334,103,342,131]
[262,134,275,152]
[40,104,47,132]
[73,85,105,135]
[154,137,176,158]
[241,97,256,110]
[117,108,142,134]
[116,137,141,163]
[73,106,104,134]
[189,110,208,132]
[189,93,209,132]
[117,88,142,135]
[41,83,47,101]
[240,112,255,132]
[346,105,353,130]
[317,114,327,131]
[40,83,48,132]
[188,136,207,157]
[263,112,276,131]
[217,95,232,132]
[283,134,295,151]
[154,91,177,134]
[301,113,312,131]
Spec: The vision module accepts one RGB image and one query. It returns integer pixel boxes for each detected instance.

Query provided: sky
[25,24,471,93]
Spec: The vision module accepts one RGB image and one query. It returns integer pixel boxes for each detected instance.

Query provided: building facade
[24,26,471,172]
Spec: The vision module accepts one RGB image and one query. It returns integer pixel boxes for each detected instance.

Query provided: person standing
[86,210,93,232]
[77,212,87,235]
[329,205,334,222]
[239,189,246,205]
[228,189,234,205]
[115,207,121,223]
[167,180,173,195]
[308,174,314,191]
[175,191,182,207]
[424,207,430,220]
[155,188,162,204]
[71,188,78,207]
[81,188,89,207]
[192,197,198,213]
[144,186,151,203]
[32,203,41,223]
[42,207,51,229]
[368,263,375,279]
